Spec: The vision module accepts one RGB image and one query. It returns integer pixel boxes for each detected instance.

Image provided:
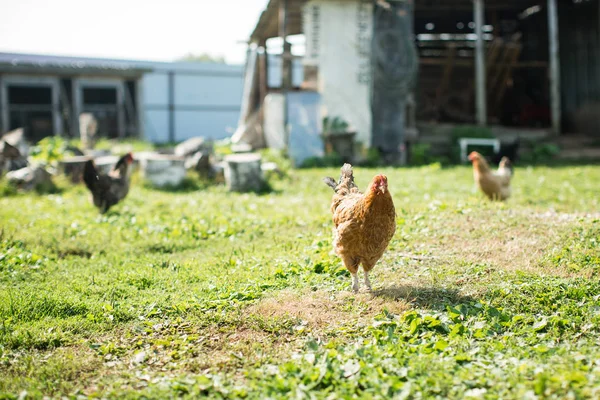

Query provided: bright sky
[0,0,270,64]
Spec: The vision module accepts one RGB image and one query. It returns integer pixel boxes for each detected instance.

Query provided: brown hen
[468,151,513,201]
[324,164,396,292]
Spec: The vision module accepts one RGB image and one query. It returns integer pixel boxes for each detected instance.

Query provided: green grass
[1,164,600,399]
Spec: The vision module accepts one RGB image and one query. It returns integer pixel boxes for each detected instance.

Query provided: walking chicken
[324,164,396,292]
[468,151,513,201]
[83,152,134,213]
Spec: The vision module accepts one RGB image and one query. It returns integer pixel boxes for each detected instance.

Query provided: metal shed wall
[141,61,244,143]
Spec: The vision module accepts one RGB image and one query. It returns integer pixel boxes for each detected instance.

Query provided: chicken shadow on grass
[372,285,476,309]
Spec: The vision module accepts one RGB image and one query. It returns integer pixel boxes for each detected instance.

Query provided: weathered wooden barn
[0,54,149,142]
[0,53,245,143]
[240,0,600,161]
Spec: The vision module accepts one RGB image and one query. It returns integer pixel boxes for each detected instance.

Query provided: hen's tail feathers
[498,156,514,177]
[83,160,99,192]
[323,177,337,191]
[323,163,357,192]
[338,163,358,191]
[340,163,353,179]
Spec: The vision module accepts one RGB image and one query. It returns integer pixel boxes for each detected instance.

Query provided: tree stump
[7,166,54,192]
[1,140,27,176]
[2,128,29,157]
[140,154,186,188]
[61,155,93,183]
[224,153,265,192]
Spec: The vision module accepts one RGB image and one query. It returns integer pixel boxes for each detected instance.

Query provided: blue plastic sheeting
[287,91,324,166]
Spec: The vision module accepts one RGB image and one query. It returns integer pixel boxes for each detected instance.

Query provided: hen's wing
[332,193,364,227]
[83,160,101,193]
[330,192,365,256]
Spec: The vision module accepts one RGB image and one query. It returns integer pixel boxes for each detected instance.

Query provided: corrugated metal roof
[0,52,245,76]
[0,52,148,73]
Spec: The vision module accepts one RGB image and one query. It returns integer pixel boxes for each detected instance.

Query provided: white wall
[303,0,373,145]
[141,61,244,143]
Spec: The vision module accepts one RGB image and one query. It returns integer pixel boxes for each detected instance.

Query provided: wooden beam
[71,78,81,139]
[238,44,259,126]
[547,0,561,136]
[123,82,137,136]
[279,0,291,91]
[51,79,62,136]
[58,80,72,137]
[116,82,125,139]
[473,0,487,126]
[136,78,145,140]
[279,0,291,148]
[419,58,547,69]
[493,44,522,110]
[168,71,175,142]
[258,47,268,105]
[436,44,456,108]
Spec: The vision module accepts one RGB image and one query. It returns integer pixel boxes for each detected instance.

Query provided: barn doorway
[81,86,120,139]
[7,85,55,142]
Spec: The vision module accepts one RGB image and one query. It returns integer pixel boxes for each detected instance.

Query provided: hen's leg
[364,270,372,291]
[362,262,375,292]
[342,255,360,293]
[351,272,360,293]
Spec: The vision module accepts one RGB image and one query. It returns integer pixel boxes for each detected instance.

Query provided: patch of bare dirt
[248,289,410,330]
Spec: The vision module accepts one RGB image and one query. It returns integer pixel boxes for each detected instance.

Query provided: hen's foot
[351,272,359,293]
[364,270,372,292]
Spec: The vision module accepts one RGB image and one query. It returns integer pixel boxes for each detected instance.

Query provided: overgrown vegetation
[1,164,599,398]
[30,137,76,166]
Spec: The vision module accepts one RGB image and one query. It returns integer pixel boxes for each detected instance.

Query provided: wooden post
[72,78,81,139]
[473,0,487,126]
[258,41,268,105]
[116,82,125,138]
[279,0,291,149]
[58,80,72,137]
[51,79,62,136]
[168,71,175,143]
[136,78,145,139]
[547,0,561,136]
[238,43,259,127]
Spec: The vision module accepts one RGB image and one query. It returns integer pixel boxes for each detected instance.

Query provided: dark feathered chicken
[83,153,134,213]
